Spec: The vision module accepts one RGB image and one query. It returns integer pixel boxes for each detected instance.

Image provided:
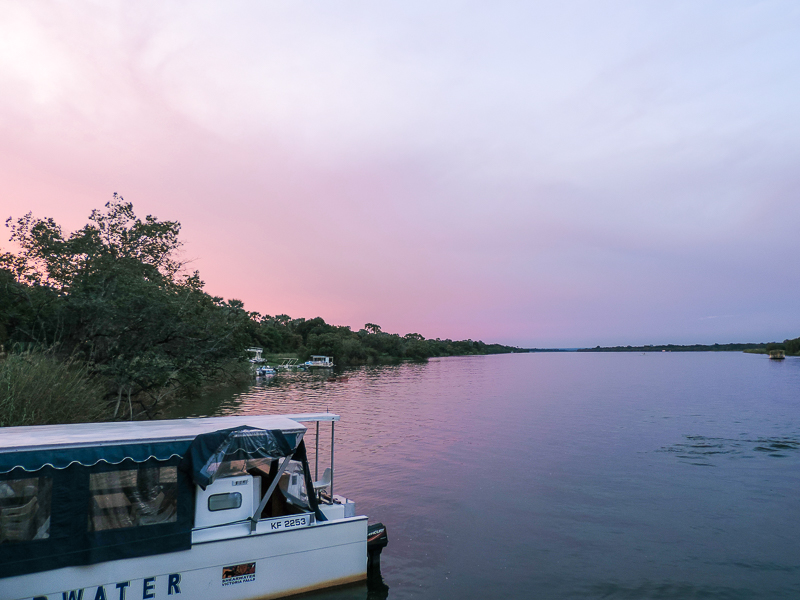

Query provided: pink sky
[2,2,799,347]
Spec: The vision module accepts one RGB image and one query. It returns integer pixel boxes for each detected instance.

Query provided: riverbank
[0,200,522,426]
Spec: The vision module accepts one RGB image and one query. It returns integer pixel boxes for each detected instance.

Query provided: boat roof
[0,413,339,454]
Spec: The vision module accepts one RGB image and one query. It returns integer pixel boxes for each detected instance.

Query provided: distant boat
[305,355,335,368]
[255,365,276,377]
[247,347,266,364]
[769,350,786,360]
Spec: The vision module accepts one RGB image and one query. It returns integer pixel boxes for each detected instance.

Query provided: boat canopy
[0,414,308,474]
[180,426,302,490]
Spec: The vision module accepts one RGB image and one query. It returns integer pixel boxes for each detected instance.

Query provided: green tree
[1,197,253,417]
[784,337,800,356]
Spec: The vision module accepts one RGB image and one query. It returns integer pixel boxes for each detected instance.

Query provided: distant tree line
[0,198,520,423]
[577,341,800,354]
[247,317,518,365]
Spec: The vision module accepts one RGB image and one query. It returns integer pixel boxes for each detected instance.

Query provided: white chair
[312,468,332,494]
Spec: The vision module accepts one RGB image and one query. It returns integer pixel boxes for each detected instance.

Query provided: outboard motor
[367,522,389,598]
[367,522,389,577]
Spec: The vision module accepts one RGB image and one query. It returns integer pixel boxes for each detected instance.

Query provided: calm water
[168,352,800,599]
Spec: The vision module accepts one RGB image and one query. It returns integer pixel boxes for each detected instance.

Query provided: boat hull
[2,517,368,600]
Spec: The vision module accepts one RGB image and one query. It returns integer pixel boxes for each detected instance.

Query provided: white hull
[3,517,367,600]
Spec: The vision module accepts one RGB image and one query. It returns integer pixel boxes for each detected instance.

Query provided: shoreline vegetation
[0,199,522,426]
[575,340,800,354]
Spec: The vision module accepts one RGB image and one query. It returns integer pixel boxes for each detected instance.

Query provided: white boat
[246,348,266,363]
[254,365,276,377]
[304,356,335,368]
[0,413,387,600]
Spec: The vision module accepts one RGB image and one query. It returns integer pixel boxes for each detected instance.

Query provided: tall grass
[0,349,108,427]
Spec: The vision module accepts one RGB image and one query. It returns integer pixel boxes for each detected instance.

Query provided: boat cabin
[0,414,373,600]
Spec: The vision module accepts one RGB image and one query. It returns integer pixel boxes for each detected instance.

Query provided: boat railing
[287,414,339,501]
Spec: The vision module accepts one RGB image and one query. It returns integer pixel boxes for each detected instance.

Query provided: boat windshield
[211,458,274,480]
[213,458,311,512]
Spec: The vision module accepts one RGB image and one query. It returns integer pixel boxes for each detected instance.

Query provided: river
[167,351,800,599]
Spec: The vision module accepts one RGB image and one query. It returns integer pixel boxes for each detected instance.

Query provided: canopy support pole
[250,456,292,532]
[330,421,335,499]
[315,421,320,480]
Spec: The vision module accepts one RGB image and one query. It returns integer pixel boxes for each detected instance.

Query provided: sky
[1,1,799,348]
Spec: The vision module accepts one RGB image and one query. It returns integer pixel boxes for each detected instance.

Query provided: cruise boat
[0,413,388,600]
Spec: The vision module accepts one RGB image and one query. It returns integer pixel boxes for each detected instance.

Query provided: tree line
[577,340,800,354]
[0,198,520,423]
[763,338,800,356]
[250,317,518,365]
[579,343,771,352]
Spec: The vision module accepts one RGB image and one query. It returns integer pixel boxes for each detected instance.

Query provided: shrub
[0,349,108,427]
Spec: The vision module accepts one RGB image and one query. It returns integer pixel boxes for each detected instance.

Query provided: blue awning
[0,415,308,475]
[0,440,190,474]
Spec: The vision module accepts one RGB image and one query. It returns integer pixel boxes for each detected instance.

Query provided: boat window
[278,460,309,509]
[88,465,178,532]
[208,492,243,512]
[0,476,52,544]
[213,458,275,480]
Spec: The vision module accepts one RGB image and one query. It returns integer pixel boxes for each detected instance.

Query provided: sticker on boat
[222,563,256,586]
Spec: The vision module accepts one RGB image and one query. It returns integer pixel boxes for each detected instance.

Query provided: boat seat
[313,468,332,494]
[0,496,38,543]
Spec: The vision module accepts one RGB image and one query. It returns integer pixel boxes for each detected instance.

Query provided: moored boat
[247,347,266,363]
[304,356,334,368]
[0,413,386,600]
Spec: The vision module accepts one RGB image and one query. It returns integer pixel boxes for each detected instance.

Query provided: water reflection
[292,577,389,600]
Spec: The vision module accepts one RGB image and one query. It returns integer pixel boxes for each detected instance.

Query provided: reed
[0,349,108,427]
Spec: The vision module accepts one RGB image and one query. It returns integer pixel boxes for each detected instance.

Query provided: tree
[1,197,253,417]
[364,323,382,334]
[784,337,800,356]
